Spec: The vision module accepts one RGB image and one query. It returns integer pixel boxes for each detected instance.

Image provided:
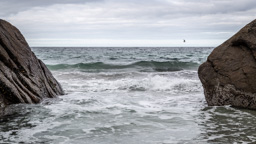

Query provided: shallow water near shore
[1,47,256,143]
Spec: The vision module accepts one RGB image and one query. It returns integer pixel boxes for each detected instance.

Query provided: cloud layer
[2,0,256,46]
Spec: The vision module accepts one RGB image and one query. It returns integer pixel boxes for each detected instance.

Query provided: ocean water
[1,47,256,144]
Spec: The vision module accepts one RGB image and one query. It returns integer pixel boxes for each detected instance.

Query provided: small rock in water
[0,19,64,113]
[198,19,256,109]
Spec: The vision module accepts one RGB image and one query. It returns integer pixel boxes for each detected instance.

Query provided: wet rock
[198,19,256,109]
[0,19,64,111]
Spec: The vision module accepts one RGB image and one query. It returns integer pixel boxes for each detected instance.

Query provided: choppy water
[1,47,256,144]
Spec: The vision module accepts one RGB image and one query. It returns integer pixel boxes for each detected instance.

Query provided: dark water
[1,47,256,144]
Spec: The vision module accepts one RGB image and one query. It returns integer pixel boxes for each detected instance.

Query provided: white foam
[53,71,202,94]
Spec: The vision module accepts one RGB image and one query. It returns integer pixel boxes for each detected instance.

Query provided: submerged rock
[0,19,64,111]
[198,19,256,109]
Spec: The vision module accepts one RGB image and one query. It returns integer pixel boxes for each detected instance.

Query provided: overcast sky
[1,0,256,47]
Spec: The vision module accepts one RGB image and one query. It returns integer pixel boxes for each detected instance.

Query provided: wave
[55,72,202,93]
[47,61,198,72]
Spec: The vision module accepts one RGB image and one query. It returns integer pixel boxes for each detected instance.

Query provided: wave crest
[47,61,198,72]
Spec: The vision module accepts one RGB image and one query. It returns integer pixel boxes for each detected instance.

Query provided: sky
[1,0,256,47]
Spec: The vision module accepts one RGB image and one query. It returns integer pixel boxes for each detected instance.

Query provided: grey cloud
[0,0,102,16]
[2,0,256,46]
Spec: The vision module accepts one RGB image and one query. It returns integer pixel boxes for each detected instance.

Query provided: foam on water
[0,91,202,143]
[54,70,202,94]
[1,47,256,143]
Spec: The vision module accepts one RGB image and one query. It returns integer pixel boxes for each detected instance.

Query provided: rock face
[198,19,256,109]
[0,19,64,109]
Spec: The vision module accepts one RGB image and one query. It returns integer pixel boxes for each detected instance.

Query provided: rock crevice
[0,19,64,111]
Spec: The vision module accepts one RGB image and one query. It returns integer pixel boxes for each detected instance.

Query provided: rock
[198,19,256,109]
[0,19,64,111]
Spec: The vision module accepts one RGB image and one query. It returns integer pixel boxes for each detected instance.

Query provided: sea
[1,47,256,144]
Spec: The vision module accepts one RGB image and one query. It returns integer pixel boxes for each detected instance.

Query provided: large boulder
[0,19,64,110]
[198,19,256,109]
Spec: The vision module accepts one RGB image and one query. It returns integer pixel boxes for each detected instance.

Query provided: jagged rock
[198,19,256,109]
[0,19,64,111]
